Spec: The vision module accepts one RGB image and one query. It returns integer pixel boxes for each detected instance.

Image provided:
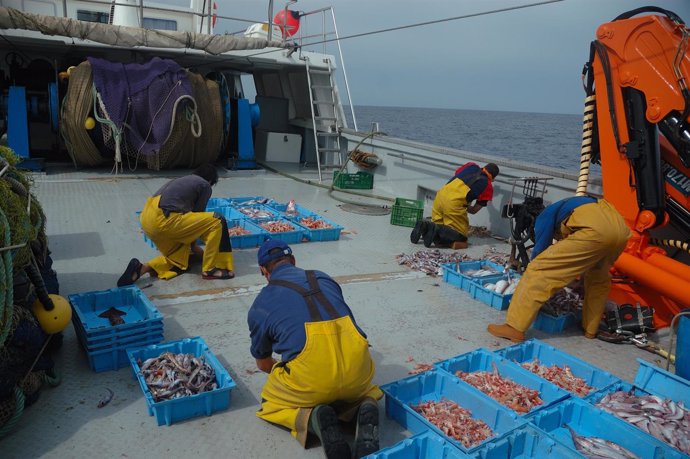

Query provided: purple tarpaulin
[88,57,193,156]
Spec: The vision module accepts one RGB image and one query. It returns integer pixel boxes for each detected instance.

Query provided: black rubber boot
[353,398,380,458]
[422,223,439,248]
[309,405,351,459]
[435,224,467,246]
[410,219,428,244]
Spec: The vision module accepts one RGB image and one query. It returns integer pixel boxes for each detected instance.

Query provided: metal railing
[269,4,357,131]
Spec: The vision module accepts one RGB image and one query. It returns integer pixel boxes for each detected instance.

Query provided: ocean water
[346,106,589,172]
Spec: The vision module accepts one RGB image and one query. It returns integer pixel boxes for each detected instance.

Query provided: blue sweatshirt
[531,196,597,259]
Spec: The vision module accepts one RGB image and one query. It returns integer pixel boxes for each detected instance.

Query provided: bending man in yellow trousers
[411,162,499,250]
[117,164,234,286]
[248,240,383,459]
[488,196,630,342]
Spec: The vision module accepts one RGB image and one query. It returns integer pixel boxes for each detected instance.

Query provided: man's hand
[468,202,484,214]
[256,357,277,373]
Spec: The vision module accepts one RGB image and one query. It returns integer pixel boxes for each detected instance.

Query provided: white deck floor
[2,165,669,459]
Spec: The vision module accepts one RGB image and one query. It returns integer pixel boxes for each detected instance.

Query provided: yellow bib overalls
[256,271,383,446]
[140,195,233,279]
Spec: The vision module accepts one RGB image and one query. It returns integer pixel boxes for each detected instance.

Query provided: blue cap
[257,240,293,266]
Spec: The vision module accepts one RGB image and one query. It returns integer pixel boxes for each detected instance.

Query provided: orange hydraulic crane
[579,6,690,328]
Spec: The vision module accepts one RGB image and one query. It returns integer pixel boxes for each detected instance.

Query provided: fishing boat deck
[3,165,666,459]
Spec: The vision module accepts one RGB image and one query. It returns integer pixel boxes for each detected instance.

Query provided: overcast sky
[212,0,690,115]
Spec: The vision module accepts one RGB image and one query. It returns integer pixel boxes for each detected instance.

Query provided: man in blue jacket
[248,240,383,459]
[488,196,630,342]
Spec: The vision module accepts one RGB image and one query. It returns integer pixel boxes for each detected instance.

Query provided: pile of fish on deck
[396,247,510,276]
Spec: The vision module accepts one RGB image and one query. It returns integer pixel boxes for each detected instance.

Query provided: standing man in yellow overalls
[248,240,383,459]
[488,196,630,342]
[117,164,234,286]
[411,162,499,249]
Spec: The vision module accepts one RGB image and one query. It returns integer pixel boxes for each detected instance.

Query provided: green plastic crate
[332,171,373,189]
[390,197,424,227]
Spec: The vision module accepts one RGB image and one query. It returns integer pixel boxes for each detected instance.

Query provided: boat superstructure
[0,0,356,177]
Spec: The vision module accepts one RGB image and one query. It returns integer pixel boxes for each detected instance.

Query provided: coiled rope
[575,94,596,197]
[349,149,379,170]
[0,387,25,439]
[650,238,690,255]
[0,208,14,348]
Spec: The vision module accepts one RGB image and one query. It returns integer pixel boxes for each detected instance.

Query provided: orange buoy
[273,9,300,37]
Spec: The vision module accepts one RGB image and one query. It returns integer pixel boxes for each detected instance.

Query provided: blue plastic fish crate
[380,369,524,453]
[84,335,165,372]
[75,322,164,352]
[234,204,280,220]
[213,206,245,222]
[226,218,268,249]
[292,216,344,242]
[142,232,155,249]
[531,397,686,459]
[467,276,518,311]
[363,431,472,459]
[127,336,236,426]
[473,425,582,458]
[435,348,570,417]
[587,381,690,457]
[585,380,649,406]
[530,311,578,334]
[634,359,690,406]
[228,196,268,206]
[442,260,512,293]
[261,201,308,215]
[206,197,231,209]
[253,217,306,244]
[135,211,155,249]
[495,339,622,399]
[68,286,163,339]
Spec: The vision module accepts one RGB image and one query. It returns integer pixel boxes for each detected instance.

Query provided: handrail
[330,6,356,131]
[56,0,262,33]
[294,6,356,131]
[303,56,323,183]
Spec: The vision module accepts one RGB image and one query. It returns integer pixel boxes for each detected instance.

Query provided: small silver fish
[97,388,114,408]
[566,425,639,459]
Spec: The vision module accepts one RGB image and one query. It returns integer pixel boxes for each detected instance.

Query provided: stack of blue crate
[68,285,164,372]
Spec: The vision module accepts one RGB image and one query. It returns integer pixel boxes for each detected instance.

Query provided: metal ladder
[305,56,343,183]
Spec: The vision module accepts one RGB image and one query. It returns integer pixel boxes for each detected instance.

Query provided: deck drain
[339,203,391,216]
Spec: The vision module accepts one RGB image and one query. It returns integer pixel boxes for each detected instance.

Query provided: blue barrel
[677,309,690,380]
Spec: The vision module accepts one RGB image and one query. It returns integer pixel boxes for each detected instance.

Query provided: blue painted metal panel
[7,86,30,158]
[235,98,258,169]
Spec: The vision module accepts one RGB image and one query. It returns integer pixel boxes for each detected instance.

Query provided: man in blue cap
[248,240,383,459]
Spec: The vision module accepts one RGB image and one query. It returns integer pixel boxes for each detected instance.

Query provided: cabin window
[143,18,178,31]
[77,10,109,24]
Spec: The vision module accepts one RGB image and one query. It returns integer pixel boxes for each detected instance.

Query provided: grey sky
[212,0,690,115]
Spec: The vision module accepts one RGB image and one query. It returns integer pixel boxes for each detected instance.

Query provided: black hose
[613,7,684,24]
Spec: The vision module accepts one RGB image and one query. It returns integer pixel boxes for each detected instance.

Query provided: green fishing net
[0,146,47,270]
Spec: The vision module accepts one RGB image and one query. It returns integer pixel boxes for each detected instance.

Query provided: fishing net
[61,61,224,170]
[154,72,223,169]
[59,61,104,167]
[19,370,44,399]
[0,147,47,271]
[0,306,46,396]
[0,392,15,426]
